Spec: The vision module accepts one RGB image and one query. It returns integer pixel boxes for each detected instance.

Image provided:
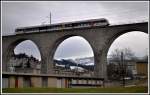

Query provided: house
[136,61,148,78]
[107,59,137,79]
[107,58,148,79]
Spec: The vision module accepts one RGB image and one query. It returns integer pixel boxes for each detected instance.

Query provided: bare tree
[142,54,148,62]
[111,48,135,61]
[108,48,136,86]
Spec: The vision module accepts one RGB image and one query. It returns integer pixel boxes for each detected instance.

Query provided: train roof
[15,18,109,30]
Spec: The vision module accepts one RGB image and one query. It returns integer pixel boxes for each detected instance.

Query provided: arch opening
[53,36,94,76]
[8,40,42,74]
[107,31,148,81]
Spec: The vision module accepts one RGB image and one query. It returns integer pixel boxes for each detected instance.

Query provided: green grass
[2,86,148,93]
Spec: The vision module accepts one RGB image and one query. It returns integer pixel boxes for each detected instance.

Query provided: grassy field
[2,86,148,93]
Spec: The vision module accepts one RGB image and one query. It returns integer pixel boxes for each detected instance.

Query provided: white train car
[15,18,109,34]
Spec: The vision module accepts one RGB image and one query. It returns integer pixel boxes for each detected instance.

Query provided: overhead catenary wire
[41,8,148,25]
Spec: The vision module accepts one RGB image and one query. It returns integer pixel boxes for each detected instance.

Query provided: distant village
[8,53,41,74]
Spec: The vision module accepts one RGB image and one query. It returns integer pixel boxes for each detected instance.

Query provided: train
[15,18,109,34]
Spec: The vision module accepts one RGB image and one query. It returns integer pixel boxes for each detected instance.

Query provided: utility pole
[41,12,52,25]
[121,52,125,87]
[49,12,51,24]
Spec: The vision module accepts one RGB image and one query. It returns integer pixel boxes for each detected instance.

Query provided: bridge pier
[39,45,54,74]
[40,55,54,74]
[93,49,107,80]
[2,40,16,72]
[2,52,8,72]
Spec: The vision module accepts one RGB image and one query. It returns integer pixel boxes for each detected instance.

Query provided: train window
[15,29,22,32]
[26,28,32,31]
[65,24,72,27]
[99,19,107,22]
[69,24,73,27]
[72,23,78,27]
[47,26,52,29]
[94,22,101,25]
[39,26,47,30]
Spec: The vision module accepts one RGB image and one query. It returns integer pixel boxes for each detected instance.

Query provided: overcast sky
[2,1,149,60]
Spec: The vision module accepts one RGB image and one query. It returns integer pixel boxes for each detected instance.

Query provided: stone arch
[46,34,95,73]
[105,29,148,57]
[2,38,42,72]
[50,34,77,61]
[96,29,148,79]
[94,27,148,79]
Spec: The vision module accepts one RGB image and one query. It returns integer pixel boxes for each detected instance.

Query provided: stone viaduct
[2,22,148,79]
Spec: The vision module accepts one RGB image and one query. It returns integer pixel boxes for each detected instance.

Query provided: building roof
[136,61,148,64]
